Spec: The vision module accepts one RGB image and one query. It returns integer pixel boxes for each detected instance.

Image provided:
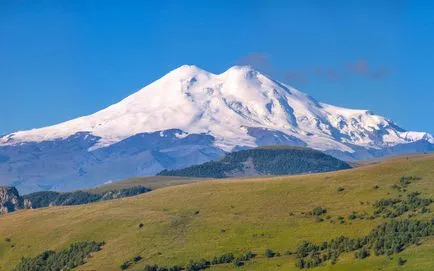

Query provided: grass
[87,176,210,193]
[0,153,433,270]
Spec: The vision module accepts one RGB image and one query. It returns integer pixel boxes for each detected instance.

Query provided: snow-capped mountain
[1,65,433,193]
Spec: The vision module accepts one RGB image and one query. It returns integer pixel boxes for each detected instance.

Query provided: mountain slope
[2,65,432,152]
[0,154,433,270]
[0,65,432,192]
[158,146,351,178]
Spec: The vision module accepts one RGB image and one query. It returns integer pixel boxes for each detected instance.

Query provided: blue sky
[1,1,433,135]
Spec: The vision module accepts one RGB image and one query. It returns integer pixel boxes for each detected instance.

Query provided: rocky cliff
[0,186,25,215]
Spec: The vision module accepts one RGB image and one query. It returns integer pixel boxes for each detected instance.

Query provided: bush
[348,212,357,220]
[211,253,234,265]
[237,251,256,262]
[337,187,345,192]
[397,257,407,266]
[355,247,370,259]
[265,249,276,258]
[120,261,130,270]
[233,258,244,267]
[143,265,158,271]
[309,207,327,216]
[400,176,421,187]
[186,259,210,271]
[142,252,255,271]
[144,265,182,271]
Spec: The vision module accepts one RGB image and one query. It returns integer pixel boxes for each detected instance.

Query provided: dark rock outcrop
[0,186,24,215]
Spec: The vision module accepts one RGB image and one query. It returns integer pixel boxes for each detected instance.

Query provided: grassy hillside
[0,153,433,271]
[158,146,351,178]
[88,176,209,194]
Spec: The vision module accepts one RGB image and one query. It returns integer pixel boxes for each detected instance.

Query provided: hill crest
[158,146,351,178]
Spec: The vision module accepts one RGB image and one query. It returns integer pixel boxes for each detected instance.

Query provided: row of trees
[373,191,432,218]
[126,251,256,271]
[143,265,182,271]
[295,219,433,269]
[400,176,422,187]
[23,186,151,208]
[13,241,103,271]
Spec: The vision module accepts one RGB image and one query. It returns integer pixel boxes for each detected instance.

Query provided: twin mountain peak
[0,65,432,193]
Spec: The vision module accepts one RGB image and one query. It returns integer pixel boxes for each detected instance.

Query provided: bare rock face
[23,199,32,209]
[0,186,23,215]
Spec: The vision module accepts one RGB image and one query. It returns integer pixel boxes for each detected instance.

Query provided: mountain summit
[1,65,433,192]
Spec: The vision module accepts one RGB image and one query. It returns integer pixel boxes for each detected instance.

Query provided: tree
[265,249,276,258]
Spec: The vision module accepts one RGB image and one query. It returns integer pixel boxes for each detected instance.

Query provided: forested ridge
[23,186,151,209]
[158,146,351,178]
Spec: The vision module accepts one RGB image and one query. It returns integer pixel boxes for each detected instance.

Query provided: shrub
[348,212,357,220]
[143,265,158,271]
[237,251,256,261]
[120,261,130,270]
[355,247,370,259]
[185,259,210,271]
[309,207,327,216]
[265,249,276,258]
[233,258,244,267]
[400,176,421,187]
[211,253,234,265]
[397,257,407,266]
[144,265,181,271]
[337,187,345,192]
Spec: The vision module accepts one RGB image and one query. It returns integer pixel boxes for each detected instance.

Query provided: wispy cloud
[283,70,309,84]
[346,58,390,80]
[312,66,341,81]
[236,52,271,72]
[235,53,391,85]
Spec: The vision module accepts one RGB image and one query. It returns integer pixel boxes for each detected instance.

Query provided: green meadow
[0,153,433,271]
